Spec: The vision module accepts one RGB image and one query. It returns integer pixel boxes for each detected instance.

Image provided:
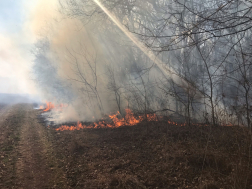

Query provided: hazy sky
[0,0,40,94]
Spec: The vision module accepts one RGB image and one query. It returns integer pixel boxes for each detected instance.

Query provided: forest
[33,0,252,127]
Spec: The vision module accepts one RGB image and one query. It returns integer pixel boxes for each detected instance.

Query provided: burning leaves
[40,101,68,112]
[54,109,231,131]
[56,109,159,131]
[39,101,160,131]
[43,102,55,112]
[40,102,234,131]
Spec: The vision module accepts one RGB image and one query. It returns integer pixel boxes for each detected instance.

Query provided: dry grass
[1,105,251,188]
[49,122,252,189]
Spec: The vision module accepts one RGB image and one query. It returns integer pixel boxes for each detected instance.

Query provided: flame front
[42,102,68,112]
[56,109,159,131]
[54,108,235,131]
[43,102,55,112]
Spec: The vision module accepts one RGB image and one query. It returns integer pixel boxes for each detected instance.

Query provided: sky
[0,0,42,94]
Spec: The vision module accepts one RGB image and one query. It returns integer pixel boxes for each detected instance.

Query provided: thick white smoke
[31,0,199,124]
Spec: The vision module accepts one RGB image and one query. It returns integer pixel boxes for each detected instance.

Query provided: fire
[43,102,55,112]
[41,102,68,112]
[56,109,159,131]
[54,108,236,131]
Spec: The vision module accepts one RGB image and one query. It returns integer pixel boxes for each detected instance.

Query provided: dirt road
[0,104,61,189]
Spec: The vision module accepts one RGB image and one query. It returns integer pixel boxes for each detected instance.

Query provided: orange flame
[42,102,68,112]
[43,102,55,112]
[56,109,159,131]
[54,108,236,131]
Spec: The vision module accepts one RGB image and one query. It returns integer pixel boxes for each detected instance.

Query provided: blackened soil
[52,122,252,189]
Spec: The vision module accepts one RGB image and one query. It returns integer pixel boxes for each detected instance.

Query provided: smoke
[0,33,38,95]
[31,0,202,123]
[0,0,43,103]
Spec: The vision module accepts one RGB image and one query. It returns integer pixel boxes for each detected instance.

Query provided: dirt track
[0,104,61,189]
[0,104,252,189]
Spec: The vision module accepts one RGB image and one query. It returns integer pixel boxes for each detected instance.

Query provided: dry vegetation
[0,104,252,188]
[51,121,252,188]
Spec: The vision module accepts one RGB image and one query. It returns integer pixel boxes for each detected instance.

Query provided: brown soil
[51,122,252,189]
[15,104,63,188]
[0,104,64,189]
[0,104,252,189]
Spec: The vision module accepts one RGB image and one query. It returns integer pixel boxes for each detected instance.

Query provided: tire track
[0,104,25,189]
[15,104,58,189]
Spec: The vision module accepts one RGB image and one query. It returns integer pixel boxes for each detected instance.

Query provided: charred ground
[0,104,252,189]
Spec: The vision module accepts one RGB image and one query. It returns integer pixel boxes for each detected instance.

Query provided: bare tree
[65,45,104,115]
[107,65,123,114]
[58,0,252,127]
